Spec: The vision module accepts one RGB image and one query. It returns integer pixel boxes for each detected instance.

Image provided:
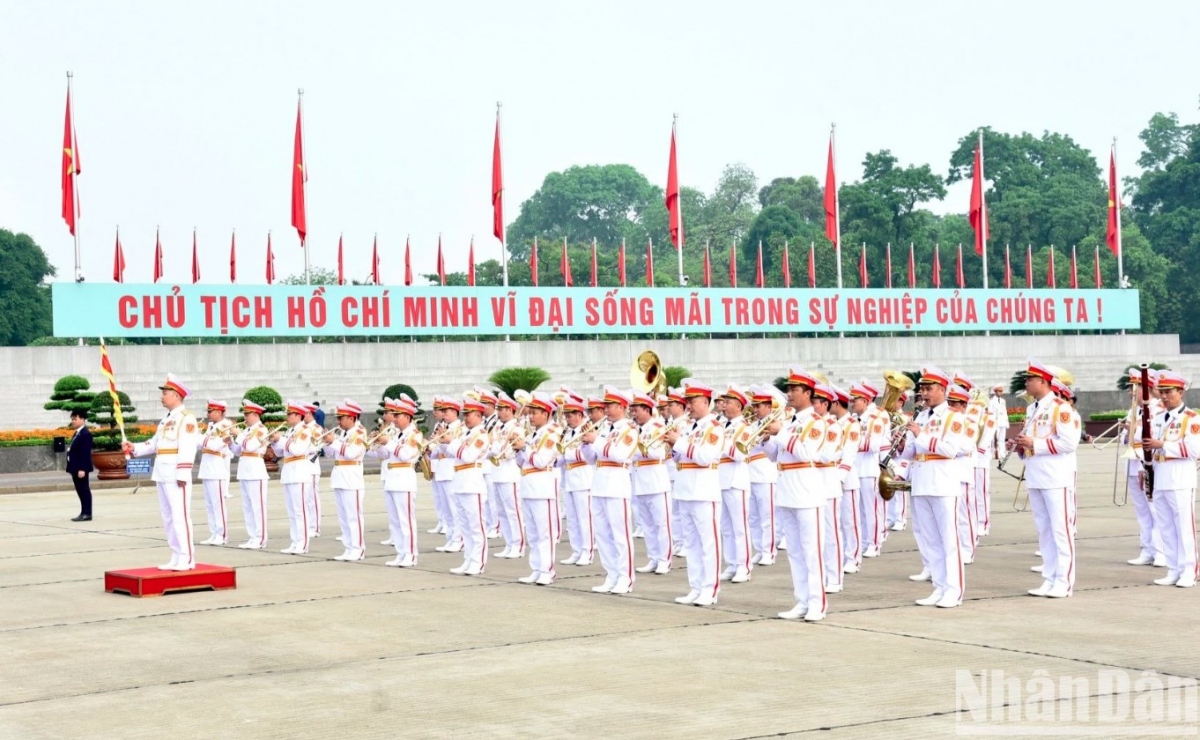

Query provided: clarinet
[1140,363,1154,501]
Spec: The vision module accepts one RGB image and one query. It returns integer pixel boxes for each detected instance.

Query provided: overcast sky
[3,0,1198,286]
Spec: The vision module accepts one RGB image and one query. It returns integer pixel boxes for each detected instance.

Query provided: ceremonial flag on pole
[191,230,200,284]
[229,231,237,284]
[337,234,345,285]
[618,238,626,287]
[782,241,791,288]
[1106,148,1121,258]
[291,95,307,246]
[1046,245,1057,288]
[467,238,476,287]
[858,243,869,287]
[492,114,504,243]
[153,229,164,283]
[1004,245,1012,289]
[754,241,764,288]
[955,243,965,289]
[728,242,737,287]
[1025,245,1034,289]
[113,229,125,283]
[590,238,598,287]
[436,235,446,286]
[404,237,413,287]
[1069,245,1078,289]
[703,242,712,288]
[98,341,127,452]
[807,242,816,288]
[932,244,942,288]
[907,243,916,289]
[561,238,573,287]
[665,121,683,250]
[969,139,989,257]
[266,233,275,285]
[645,238,655,287]
[824,132,838,250]
[529,236,538,287]
[371,235,381,286]
[61,83,81,236]
[885,242,893,288]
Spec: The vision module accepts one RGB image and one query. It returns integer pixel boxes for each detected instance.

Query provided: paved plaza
[1,447,1197,739]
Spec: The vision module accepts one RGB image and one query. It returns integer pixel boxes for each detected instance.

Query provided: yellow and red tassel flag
[99,340,128,453]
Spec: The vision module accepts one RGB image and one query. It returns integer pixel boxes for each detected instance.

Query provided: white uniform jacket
[835,414,860,492]
[717,417,753,493]
[899,402,972,496]
[587,418,638,500]
[231,422,270,481]
[671,413,724,502]
[488,418,523,485]
[854,404,891,479]
[518,423,562,500]
[445,425,490,494]
[1150,405,1200,491]
[198,419,233,481]
[324,427,366,490]
[632,418,671,495]
[132,405,202,484]
[1020,395,1081,490]
[557,422,595,493]
[272,423,314,485]
[375,424,422,492]
[769,406,833,509]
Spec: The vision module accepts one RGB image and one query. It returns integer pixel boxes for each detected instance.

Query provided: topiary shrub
[244,386,285,423]
[378,383,419,414]
[1116,362,1170,391]
[488,367,550,397]
[663,366,690,390]
[44,375,96,422]
[89,391,139,451]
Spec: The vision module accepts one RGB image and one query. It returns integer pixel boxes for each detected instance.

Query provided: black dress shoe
[71,514,92,522]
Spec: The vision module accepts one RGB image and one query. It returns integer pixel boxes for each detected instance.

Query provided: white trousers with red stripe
[749,482,777,561]
[860,477,887,551]
[384,489,418,561]
[592,495,634,586]
[973,467,991,533]
[333,487,365,559]
[156,480,195,567]
[840,486,861,567]
[201,478,229,541]
[677,499,721,600]
[1128,473,1165,560]
[1153,488,1197,584]
[239,479,268,547]
[432,480,456,542]
[563,489,592,559]
[777,505,825,617]
[721,488,752,572]
[956,482,977,562]
[635,491,673,567]
[822,495,844,588]
[305,473,322,536]
[282,482,310,552]
[885,486,908,528]
[451,492,487,570]
[912,495,964,604]
[493,481,525,553]
[522,497,557,578]
[1029,486,1075,593]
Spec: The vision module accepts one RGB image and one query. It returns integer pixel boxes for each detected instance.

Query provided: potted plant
[45,375,96,451]
[487,367,551,397]
[243,386,284,472]
[89,391,139,480]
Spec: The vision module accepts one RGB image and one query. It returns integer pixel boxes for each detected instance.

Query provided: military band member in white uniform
[514,392,562,585]
[665,380,725,606]
[848,381,886,572]
[557,394,595,566]
[374,396,423,567]
[489,393,526,559]
[475,387,502,539]
[443,398,492,575]
[828,386,860,591]
[432,399,464,553]
[900,366,971,608]
[583,386,639,595]
[665,388,689,557]
[630,391,673,575]
[884,391,913,533]
[232,400,270,549]
[124,374,202,571]
[946,383,979,565]
[747,385,782,566]
[1142,371,1199,588]
[717,385,755,584]
[810,384,844,595]
[324,401,368,561]
[271,400,316,555]
[198,399,233,546]
[1122,369,1166,567]
[302,403,324,540]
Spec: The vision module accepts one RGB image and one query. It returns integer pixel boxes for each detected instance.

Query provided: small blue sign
[126,458,152,475]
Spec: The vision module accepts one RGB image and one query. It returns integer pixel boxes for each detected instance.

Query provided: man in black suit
[66,410,93,521]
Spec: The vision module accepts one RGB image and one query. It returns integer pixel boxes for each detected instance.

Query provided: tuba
[877,370,916,501]
[630,350,667,396]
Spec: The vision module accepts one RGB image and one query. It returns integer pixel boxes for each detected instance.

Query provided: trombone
[735,403,785,455]
[639,413,689,456]
[557,421,596,455]
[1002,400,1035,512]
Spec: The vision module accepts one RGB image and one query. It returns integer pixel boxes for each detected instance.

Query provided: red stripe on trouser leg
[832,499,841,585]
[586,494,594,551]
[663,493,672,565]
[512,485,525,551]
[407,493,416,557]
[814,508,826,613]
[623,499,633,583]
[769,484,776,555]
[477,495,487,569]
[741,492,750,569]
[546,500,555,577]
[710,502,721,598]
[300,486,309,550]
[952,498,964,602]
[179,482,193,565]
[218,480,226,538]
[258,481,267,546]
[1061,488,1074,591]
[850,489,860,561]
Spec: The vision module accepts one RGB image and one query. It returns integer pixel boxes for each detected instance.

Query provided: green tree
[758,176,824,224]
[0,229,55,345]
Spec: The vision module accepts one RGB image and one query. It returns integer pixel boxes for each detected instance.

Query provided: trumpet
[558,421,597,454]
[639,415,689,455]
[206,421,246,441]
[366,424,396,449]
[267,422,291,440]
[490,418,534,464]
[417,421,463,455]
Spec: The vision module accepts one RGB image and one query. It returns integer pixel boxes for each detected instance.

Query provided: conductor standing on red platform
[124,374,202,571]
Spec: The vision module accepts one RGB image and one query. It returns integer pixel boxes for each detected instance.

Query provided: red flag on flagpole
[337,234,345,285]
[728,242,737,287]
[371,235,381,286]
[1046,245,1057,288]
[113,229,125,283]
[703,243,712,288]
[932,244,942,288]
[755,241,764,288]
[590,238,598,288]
[529,236,538,287]
[230,230,237,284]
[665,121,683,250]
[907,243,916,289]
[885,242,893,288]
[61,83,81,236]
[807,242,816,288]
[1094,246,1102,288]
[858,243,869,287]
[1106,149,1120,257]
[153,229,164,283]
[782,241,791,288]
[645,238,655,287]
[824,133,838,250]
[191,230,200,284]
[492,112,504,243]
[955,244,965,289]
[404,236,413,287]
[437,235,446,286]
[1004,245,1012,289]
[1025,245,1034,289]
[561,238,573,287]
[467,238,475,287]
[969,141,989,256]
[291,95,307,246]
[618,239,626,287]
[266,233,275,285]
[1069,245,1078,289]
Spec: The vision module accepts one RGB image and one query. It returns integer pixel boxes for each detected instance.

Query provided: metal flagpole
[498,102,509,289]
[979,130,990,337]
[68,71,84,346]
[674,115,685,340]
[1114,137,1125,336]
[299,88,310,289]
[832,123,843,291]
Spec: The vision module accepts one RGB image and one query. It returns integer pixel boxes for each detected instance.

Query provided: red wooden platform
[104,564,237,597]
